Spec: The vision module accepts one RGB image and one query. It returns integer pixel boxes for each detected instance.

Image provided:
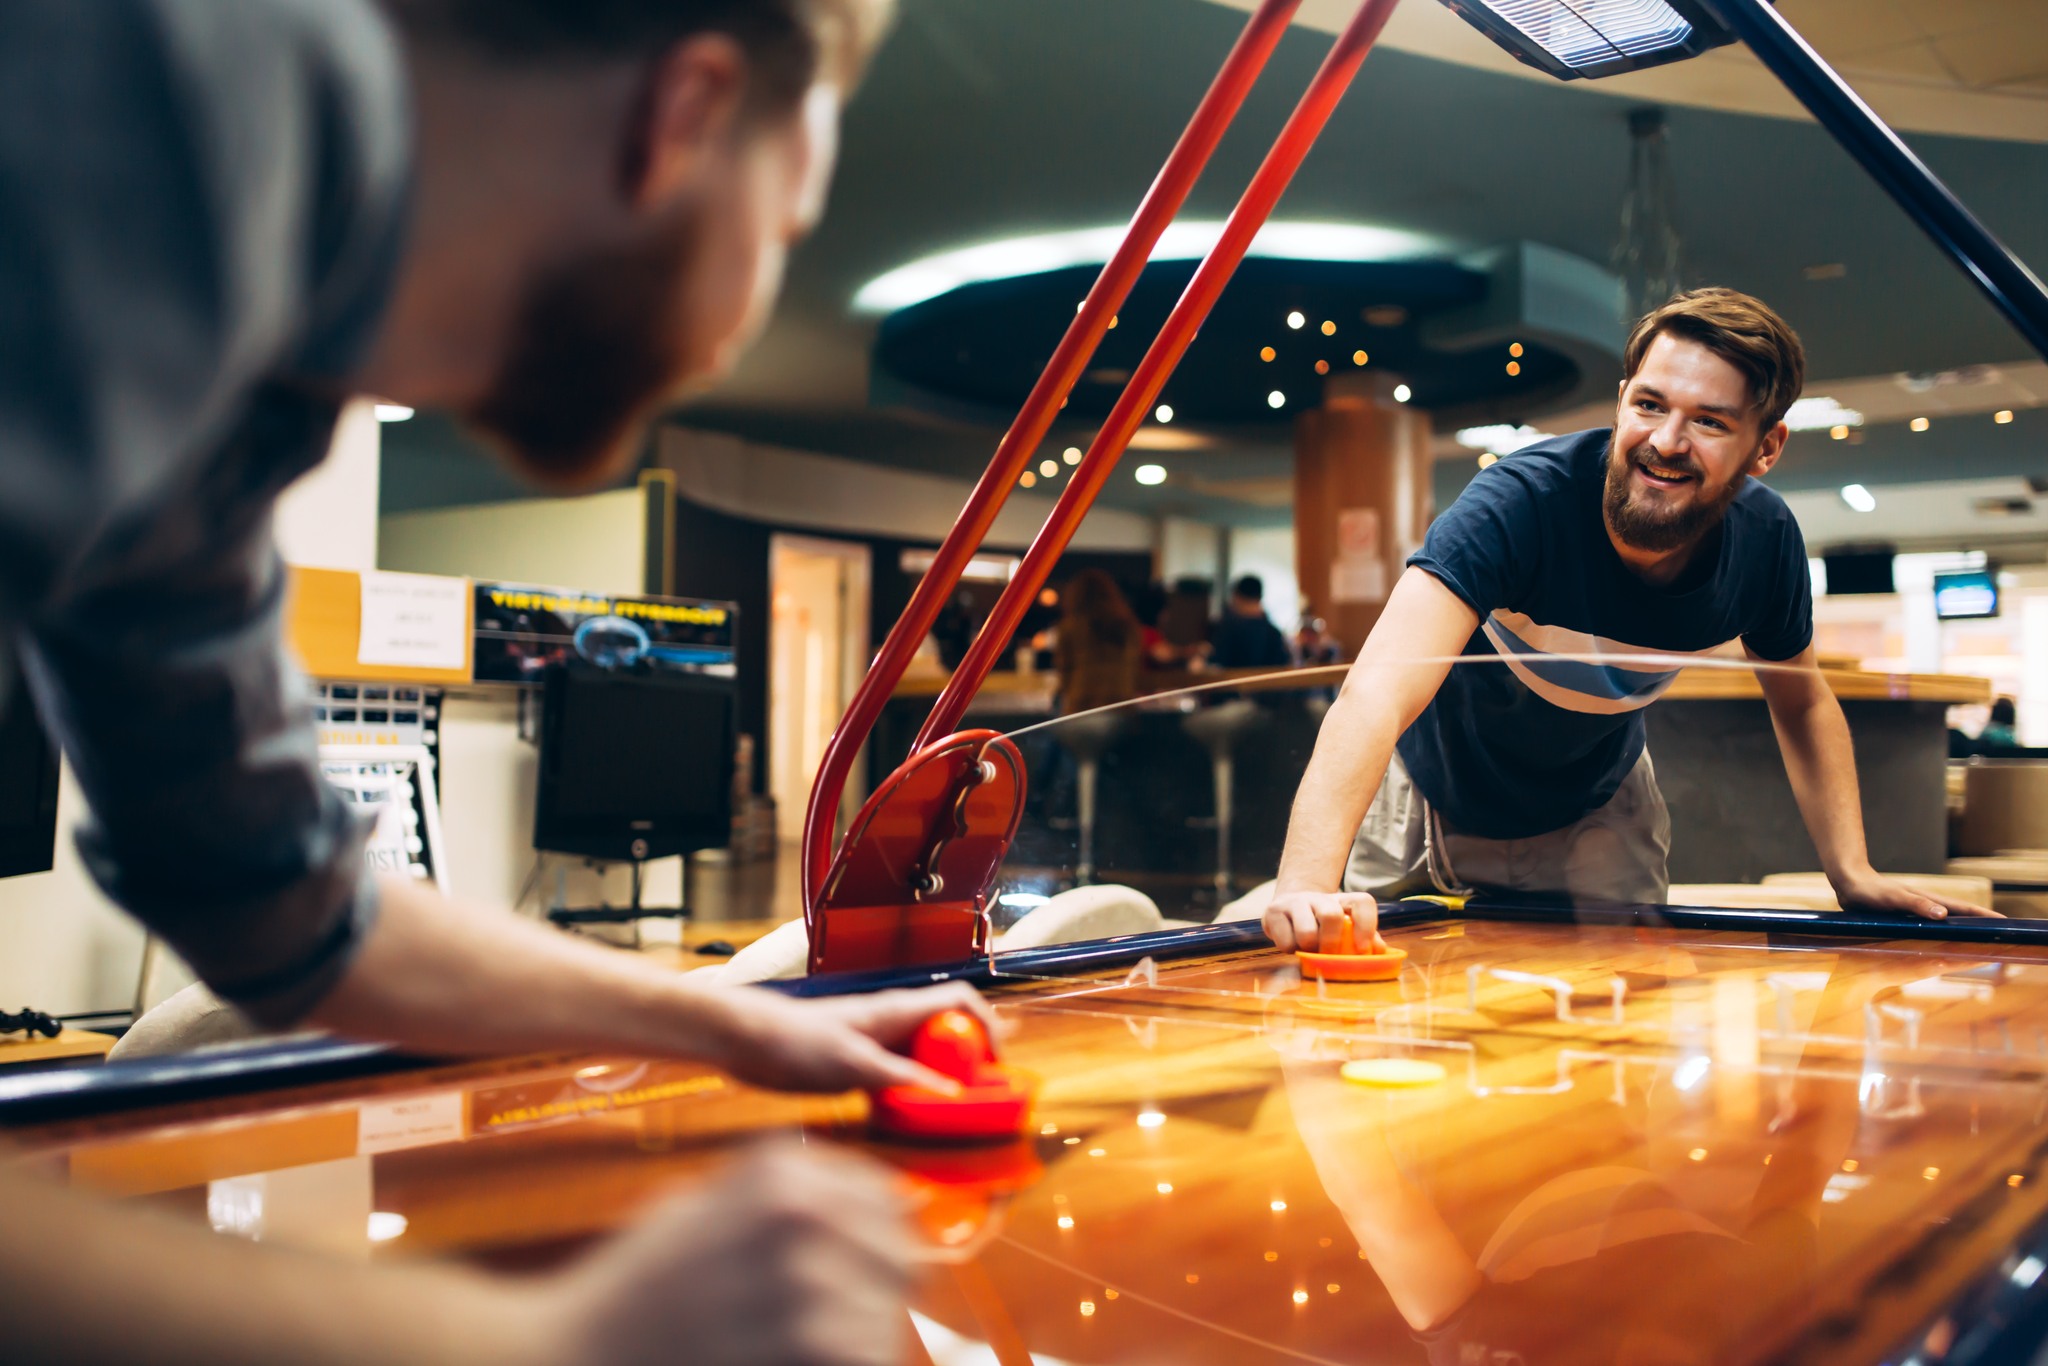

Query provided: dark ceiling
[384,0,2048,524]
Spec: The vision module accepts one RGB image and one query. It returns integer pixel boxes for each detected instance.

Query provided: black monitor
[1823,549,1896,596]
[534,664,735,862]
[0,669,60,879]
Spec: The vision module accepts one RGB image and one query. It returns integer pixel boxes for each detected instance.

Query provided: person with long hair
[1054,569,1144,714]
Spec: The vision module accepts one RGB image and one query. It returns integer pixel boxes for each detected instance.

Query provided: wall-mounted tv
[1933,569,2000,620]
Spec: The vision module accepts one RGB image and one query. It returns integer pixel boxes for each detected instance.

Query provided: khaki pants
[1345,750,1672,906]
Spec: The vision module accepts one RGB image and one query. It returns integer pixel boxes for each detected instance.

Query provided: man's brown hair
[1622,287,1806,433]
[391,0,895,108]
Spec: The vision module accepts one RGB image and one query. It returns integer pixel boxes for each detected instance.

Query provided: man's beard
[1602,435,1751,554]
[466,213,700,490]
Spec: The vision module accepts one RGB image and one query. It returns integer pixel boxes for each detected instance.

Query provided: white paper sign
[357,571,468,670]
[1330,559,1388,605]
[357,1092,466,1155]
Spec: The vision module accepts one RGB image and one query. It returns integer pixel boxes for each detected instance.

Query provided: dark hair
[1993,697,2017,726]
[390,0,894,107]
[1061,570,1138,647]
[1623,287,1806,432]
[1231,574,1264,602]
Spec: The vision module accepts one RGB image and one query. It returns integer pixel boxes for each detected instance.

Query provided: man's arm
[1266,567,1479,951]
[1752,644,1996,919]
[312,875,989,1094]
[0,1140,915,1366]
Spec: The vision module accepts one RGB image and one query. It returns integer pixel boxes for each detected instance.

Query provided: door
[769,536,872,843]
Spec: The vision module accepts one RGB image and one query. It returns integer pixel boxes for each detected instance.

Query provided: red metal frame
[801,0,1305,908]
[803,0,1404,973]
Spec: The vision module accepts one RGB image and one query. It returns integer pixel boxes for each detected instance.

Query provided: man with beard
[0,2,988,1362]
[1263,288,1994,953]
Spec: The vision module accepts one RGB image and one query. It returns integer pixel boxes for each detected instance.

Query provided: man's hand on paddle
[1262,891,1388,953]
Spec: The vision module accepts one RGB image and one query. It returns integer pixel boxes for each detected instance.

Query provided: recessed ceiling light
[1020,471,1038,488]
[1039,459,1059,477]
[1352,350,1368,366]
[1286,311,1306,330]
[1134,463,1167,486]
[1320,320,1336,336]
[1393,384,1412,403]
[1063,446,1082,464]
[1784,396,1863,431]
[1830,424,1848,440]
[1995,409,2015,424]
[1910,416,1931,432]
[1478,453,1499,469]
[1155,404,1174,423]
[1508,342,1524,357]
[1314,360,1330,375]
[851,220,1440,314]
[1260,346,1276,362]
[1456,423,1553,454]
[1506,361,1521,376]
[373,403,414,423]
[1267,390,1287,409]
[1840,483,1877,512]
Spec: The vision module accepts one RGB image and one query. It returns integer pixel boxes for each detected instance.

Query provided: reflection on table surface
[17,920,2048,1364]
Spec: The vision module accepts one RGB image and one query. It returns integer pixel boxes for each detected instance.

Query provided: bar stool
[1054,710,1126,885]
[1180,699,1268,898]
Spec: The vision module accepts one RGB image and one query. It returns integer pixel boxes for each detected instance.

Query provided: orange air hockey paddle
[870,1009,1034,1143]
[1296,916,1407,982]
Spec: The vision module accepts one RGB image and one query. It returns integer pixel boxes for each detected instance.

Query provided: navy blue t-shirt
[1397,429,1812,839]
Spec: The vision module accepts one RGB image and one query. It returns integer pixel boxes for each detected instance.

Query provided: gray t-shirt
[0,0,410,1024]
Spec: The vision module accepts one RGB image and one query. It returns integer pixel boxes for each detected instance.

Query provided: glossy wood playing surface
[14,919,2048,1364]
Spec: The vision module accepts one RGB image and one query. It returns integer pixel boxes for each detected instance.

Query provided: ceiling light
[1783,396,1863,432]
[1039,459,1059,477]
[1456,423,1553,454]
[1443,0,1735,82]
[1260,346,1276,362]
[1063,446,1082,464]
[1840,483,1877,513]
[1509,342,1524,357]
[1020,471,1038,488]
[1996,409,2015,424]
[1267,390,1286,409]
[1478,453,1499,469]
[373,403,414,423]
[1506,361,1521,376]
[1352,350,1368,366]
[367,1212,409,1243]
[1830,424,1849,441]
[1154,404,1174,423]
[1270,1200,1287,1212]
[1156,1183,1173,1195]
[1320,320,1336,336]
[1392,384,1412,403]
[1286,311,1306,330]
[1911,417,1931,432]
[1137,1110,1166,1128]
[1134,464,1167,486]
[1292,1290,1309,1305]
[1314,360,1330,375]
[853,221,1441,315]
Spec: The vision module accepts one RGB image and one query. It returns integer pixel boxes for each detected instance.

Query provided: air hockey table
[12,901,2048,1366]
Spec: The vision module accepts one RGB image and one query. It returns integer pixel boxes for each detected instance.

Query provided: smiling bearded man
[1258,287,1997,954]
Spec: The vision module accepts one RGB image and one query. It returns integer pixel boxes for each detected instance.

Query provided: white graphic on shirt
[1481,610,1739,716]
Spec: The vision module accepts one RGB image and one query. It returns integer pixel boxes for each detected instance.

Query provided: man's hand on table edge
[1832,868,2004,920]
[1262,889,1387,953]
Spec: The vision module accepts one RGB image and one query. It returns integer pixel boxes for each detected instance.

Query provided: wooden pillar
[1293,374,1434,654]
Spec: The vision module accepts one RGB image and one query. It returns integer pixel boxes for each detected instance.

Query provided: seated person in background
[1982,696,2023,751]
[1263,289,1995,953]
[1209,574,1294,670]
[0,1,981,1361]
[1295,613,1344,666]
[1054,569,1144,713]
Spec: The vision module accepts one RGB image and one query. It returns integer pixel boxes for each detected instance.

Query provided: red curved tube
[802,0,1305,906]
[917,0,1403,750]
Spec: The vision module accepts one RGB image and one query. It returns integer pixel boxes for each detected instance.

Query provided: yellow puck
[1339,1059,1447,1089]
